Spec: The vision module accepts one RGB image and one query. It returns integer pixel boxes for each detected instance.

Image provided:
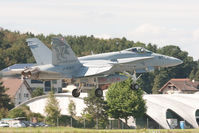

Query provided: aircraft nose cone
[175,58,183,65]
[166,56,183,67]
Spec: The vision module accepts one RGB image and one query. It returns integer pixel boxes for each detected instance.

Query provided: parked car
[22,121,36,127]
[0,121,9,127]
[35,122,51,127]
[12,122,26,128]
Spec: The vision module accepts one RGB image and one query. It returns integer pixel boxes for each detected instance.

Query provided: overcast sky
[0,0,199,60]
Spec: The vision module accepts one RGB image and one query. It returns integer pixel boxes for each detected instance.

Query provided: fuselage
[78,47,182,73]
[0,47,183,80]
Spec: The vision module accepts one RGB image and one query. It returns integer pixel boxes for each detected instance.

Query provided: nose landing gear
[131,83,139,90]
[124,71,141,91]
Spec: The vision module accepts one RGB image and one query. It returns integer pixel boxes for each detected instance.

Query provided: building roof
[0,78,23,98]
[159,78,199,92]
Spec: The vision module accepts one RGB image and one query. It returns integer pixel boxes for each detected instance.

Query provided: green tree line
[0,28,199,93]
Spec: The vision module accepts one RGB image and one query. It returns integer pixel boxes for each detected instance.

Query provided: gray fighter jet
[0,37,183,97]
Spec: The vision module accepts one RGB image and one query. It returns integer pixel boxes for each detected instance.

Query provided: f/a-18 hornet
[0,37,183,97]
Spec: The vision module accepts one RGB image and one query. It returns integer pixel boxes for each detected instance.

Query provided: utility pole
[71,117,73,127]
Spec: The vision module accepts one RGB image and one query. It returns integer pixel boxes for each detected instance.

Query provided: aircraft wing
[75,61,113,77]
[75,57,153,77]
[26,38,52,65]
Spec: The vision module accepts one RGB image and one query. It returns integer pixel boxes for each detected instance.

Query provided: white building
[18,93,199,129]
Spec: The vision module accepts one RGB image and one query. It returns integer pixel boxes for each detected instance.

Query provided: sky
[0,0,199,60]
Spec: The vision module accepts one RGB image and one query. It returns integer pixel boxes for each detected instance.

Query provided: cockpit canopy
[124,47,152,54]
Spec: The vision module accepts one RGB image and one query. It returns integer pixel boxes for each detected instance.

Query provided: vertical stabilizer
[26,38,52,65]
[51,37,80,65]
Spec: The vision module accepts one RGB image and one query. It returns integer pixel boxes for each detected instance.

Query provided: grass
[0,127,199,133]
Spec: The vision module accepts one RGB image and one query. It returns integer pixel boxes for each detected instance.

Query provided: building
[159,79,199,94]
[142,94,199,129]
[26,79,62,94]
[17,92,199,129]
[0,78,32,106]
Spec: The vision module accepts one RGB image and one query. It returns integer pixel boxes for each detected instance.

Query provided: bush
[8,108,27,118]
[32,113,45,122]
[0,108,8,119]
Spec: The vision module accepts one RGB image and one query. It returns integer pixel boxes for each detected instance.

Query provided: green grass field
[0,127,199,133]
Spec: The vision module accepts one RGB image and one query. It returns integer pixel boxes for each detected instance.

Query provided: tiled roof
[0,78,23,98]
[160,79,199,92]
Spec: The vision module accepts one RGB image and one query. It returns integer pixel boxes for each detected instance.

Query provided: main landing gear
[72,89,80,97]
[72,88,103,97]
[71,83,103,98]
[95,88,103,97]
[124,71,142,91]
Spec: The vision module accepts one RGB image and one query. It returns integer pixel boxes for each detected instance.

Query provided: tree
[32,88,44,97]
[0,108,8,119]
[106,78,146,125]
[44,91,61,126]
[32,113,45,122]
[8,108,27,118]
[83,89,108,129]
[195,70,199,81]
[138,73,155,94]
[0,81,13,110]
[152,70,169,94]
[68,99,76,117]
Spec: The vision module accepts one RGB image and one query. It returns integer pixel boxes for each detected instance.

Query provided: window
[197,85,199,89]
[45,81,51,92]
[52,80,57,84]
[45,81,51,87]
[45,87,51,92]
[58,88,62,93]
[24,93,29,98]
[75,83,79,87]
[127,47,152,54]
[19,93,21,100]
[31,80,43,84]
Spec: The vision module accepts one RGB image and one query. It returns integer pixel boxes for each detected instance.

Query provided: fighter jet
[0,37,183,97]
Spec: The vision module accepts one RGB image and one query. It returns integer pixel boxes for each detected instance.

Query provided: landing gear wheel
[72,89,80,97]
[131,83,139,90]
[95,88,103,97]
